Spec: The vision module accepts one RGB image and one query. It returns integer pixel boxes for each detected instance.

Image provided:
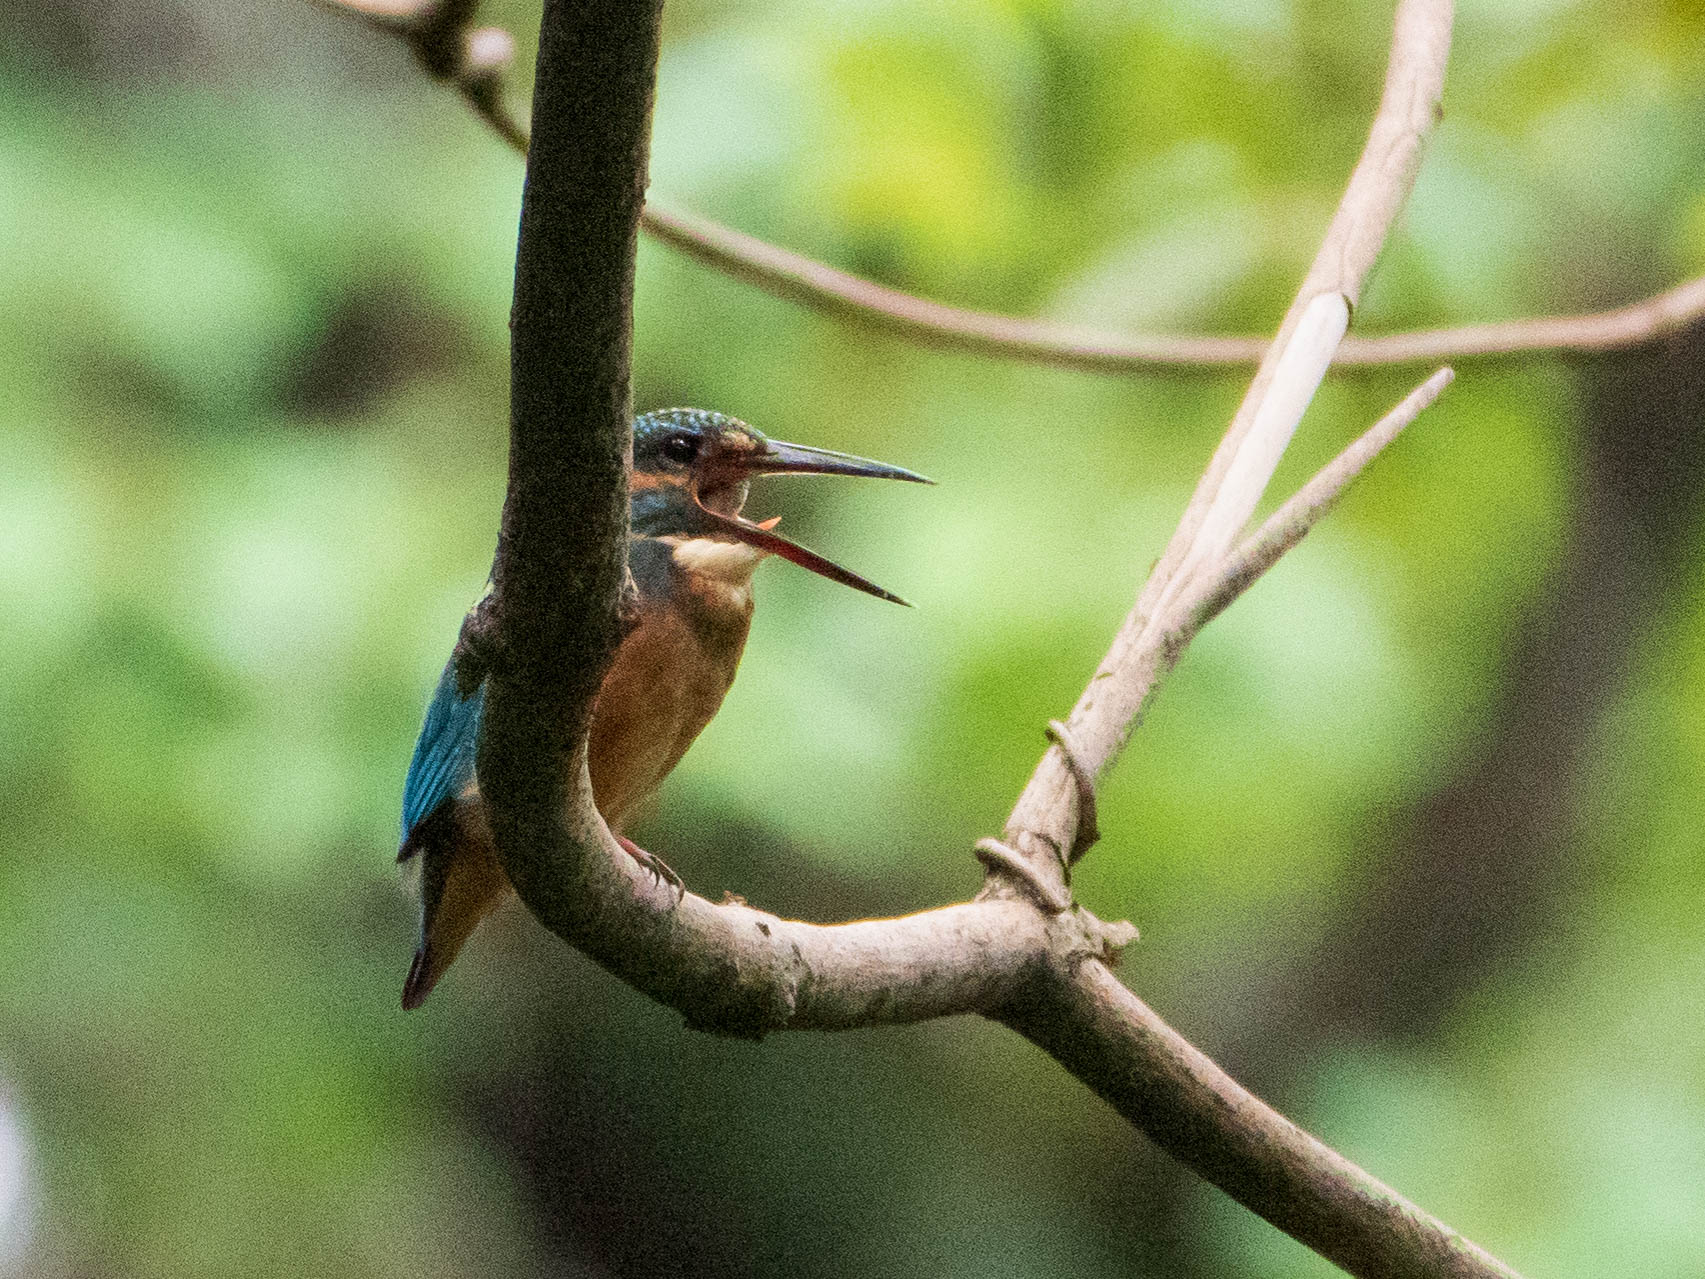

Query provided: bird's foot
[1045,718,1100,862]
[616,834,686,904]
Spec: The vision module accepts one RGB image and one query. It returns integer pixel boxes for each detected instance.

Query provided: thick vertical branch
[479,0,661,924]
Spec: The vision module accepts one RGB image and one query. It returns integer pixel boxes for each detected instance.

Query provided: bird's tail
[398,802,512,1010]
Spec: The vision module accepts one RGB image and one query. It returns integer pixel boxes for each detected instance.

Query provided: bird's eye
[661,434,699,465]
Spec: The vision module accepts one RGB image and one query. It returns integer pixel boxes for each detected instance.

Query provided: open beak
[734,439,933,485]
[695,439,931,606]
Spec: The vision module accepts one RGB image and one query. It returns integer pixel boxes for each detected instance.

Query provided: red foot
[615,834,685,902]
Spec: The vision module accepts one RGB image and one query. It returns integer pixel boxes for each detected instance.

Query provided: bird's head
[629,408,930,604]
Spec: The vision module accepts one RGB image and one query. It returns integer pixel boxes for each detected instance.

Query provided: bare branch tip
[1085,914,1140,964]
[1395,364,1456,424]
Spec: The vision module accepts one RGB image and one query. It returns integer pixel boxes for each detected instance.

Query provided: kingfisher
[397,408,929,1009]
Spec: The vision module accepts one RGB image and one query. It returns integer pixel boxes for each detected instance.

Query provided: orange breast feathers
[399,535,767,1009]
[587,536,762,831]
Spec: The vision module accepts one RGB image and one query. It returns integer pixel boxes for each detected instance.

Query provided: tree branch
[318,0,1705,375]
[636,200,1274,369]
[475,0,655,1001]
[992,0,1451,904]
[433,0,1526,1274]
[469,0,1144,1042]
[1004,964,1525,1279]
[1339,273,1705,363]
[1198,367,1454,629]
[643,203,1705,370]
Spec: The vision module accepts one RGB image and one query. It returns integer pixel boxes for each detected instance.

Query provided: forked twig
[1194,367,1455,628]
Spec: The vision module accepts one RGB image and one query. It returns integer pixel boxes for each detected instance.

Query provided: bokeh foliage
[1,0,1702,1275]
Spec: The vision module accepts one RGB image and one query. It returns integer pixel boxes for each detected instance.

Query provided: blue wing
[400,657,485,847]
[399,541,667,850]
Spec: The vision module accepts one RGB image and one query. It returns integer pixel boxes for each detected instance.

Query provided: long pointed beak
[696,507,912,605]
[738,439,933,485]
[694,438,930,606]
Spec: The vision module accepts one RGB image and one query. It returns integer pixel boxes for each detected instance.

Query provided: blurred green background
[2,0,1702,1275]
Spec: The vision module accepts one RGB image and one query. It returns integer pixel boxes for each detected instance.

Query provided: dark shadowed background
[2,1,1702,1275]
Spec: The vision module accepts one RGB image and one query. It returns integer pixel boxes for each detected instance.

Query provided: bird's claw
[616,834,686,904]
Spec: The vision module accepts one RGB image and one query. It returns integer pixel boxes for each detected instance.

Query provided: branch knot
[1048,908,1139,970]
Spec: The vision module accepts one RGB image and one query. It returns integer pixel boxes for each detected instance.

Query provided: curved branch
[469,0,1142,1042]
[460,0,1523,1275]
[642,197,1705,371]
[1339,273,1705,362]
[637,202,1273,370]
[993,0,1452,901]
[1004,964,1525,1279]
[317,0,1705,374]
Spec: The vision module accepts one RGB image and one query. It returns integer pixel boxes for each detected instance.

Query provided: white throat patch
[669,537,766,585]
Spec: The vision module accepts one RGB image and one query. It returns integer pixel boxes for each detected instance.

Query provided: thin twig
[638,202,1272,369]
[1194,367,1454,629]
[994,0,1451,901]
[1339,274,1705,362]
[648,205,1705,369]
[315,0,1704,374]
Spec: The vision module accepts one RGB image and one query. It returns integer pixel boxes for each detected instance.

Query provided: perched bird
[397,408,929,1009]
